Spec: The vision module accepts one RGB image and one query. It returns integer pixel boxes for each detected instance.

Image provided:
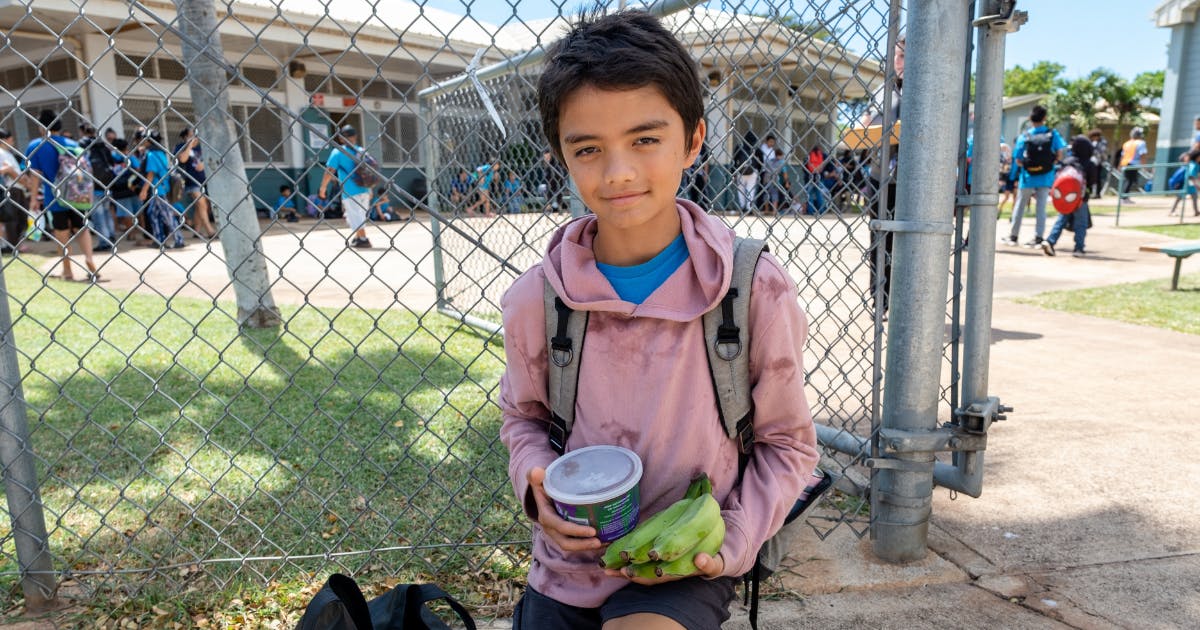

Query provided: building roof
[1153,0,1200,27]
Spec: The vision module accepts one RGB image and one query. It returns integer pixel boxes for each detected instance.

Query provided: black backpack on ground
[297,573,475,630]
[1022,129,1056,175]
[543,236,834,630]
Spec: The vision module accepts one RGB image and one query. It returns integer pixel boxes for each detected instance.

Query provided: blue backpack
[1168,166,1187,191]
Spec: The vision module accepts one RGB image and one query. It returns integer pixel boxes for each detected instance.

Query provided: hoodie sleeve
[717,253,821,577]
[498,267,559,521]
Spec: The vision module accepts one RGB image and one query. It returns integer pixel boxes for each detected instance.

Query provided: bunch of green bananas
[599,473,725,578]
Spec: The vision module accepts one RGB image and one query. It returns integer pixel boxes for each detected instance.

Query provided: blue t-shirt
[1013,126,1066,189]
[25,135,78,212]
[325,145,369,197]
[596,234,689,304]
[144,149,171,197]
[475,163,496,188]
[275,195,297,212]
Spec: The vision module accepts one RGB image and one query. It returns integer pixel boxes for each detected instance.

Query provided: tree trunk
[175,0,281,328]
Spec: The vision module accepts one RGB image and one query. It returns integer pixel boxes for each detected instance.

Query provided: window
[242,105,286,163]
[122,98,163,140]
[41,58,78,83]
[0,65,34,91]
[305,73,328,93]
[156,57,187,81]
[380,111,419,164]
[122,98,284,164]
[241,67,278,90]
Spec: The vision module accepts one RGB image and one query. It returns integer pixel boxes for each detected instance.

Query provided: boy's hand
[603,551,726,585]
[527,467,602,552]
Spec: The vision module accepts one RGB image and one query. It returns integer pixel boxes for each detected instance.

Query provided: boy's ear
[685,119,707,166]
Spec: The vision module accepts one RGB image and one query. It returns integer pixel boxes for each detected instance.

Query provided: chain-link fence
[0,0,984,620]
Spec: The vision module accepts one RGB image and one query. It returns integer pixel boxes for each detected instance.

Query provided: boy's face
[558,84,703,233]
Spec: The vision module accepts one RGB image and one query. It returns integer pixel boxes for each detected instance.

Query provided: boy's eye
[573,146,597,158]
[635,137,660,146]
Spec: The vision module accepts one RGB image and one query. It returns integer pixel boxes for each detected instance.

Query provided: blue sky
[422,0,1171,80]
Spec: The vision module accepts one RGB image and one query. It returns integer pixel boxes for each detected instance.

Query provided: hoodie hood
[540,198,734,322]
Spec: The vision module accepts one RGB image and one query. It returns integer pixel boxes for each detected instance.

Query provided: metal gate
[0,0,1011,623]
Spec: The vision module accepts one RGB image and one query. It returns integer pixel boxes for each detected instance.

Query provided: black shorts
[50,209,85,232]
[512,577,738,630]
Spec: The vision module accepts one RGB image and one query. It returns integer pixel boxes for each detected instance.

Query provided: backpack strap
[543,278,588,455]
[703,236,767,472]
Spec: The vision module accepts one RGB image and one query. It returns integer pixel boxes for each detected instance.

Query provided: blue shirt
[25,135,78,212]
[145,148,171,197]
[275,195,297,212]
[325,145,369,197]
[596,234,689,304]
[1013,126,1066,189]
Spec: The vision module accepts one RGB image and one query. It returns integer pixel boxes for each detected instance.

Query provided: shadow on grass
[0,267,529,613]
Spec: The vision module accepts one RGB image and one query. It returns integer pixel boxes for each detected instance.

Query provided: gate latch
[876,397,1010,456]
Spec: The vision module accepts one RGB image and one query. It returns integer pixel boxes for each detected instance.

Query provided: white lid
[542,445,643,505]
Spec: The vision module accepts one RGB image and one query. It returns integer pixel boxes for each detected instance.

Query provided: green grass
[1126,223,1200,240]
[1016,273,1200,335]
[0,256,525,626]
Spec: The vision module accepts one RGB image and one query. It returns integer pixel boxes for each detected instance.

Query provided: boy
[371,186,397,221]
[318,125,373,248]
[498,11,819,630]
[274,184,300,222]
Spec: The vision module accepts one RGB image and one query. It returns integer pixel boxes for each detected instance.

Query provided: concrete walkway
[723,198,1200,628]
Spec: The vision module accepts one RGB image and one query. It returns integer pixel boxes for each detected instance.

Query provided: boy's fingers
[529,467,598,540]
[693,552,725,577]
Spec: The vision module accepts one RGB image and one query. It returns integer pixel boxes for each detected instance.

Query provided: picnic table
[1140,241,1200,290]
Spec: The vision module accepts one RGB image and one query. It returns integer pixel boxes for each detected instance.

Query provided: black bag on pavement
[296,573,476,630]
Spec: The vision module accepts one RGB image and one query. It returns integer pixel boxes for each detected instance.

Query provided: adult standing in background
[175,127,216,239]
[0,128,29,255]
[538,150,567,213]
[1118,127,1147,203]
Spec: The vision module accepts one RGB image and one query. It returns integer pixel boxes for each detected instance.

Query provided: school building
[0,1,883,210]
[1154,0,1200,166]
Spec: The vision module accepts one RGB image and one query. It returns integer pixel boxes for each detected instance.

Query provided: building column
[283,70,309,173]
[79,33,121,132]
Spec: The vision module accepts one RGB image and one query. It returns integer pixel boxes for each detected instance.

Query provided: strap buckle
[548,415,568,455]
[735,415,754,454]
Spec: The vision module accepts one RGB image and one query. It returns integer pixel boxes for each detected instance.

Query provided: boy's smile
[558,84,705,265]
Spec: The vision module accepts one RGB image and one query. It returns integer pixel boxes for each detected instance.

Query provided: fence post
[872,0,970,563]
[0,265,57,610]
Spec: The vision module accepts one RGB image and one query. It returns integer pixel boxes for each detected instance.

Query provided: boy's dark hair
[765,134,776,143]
[38,109,62,132]
[537,10,703,162]
[112,138,128,151]
[1030,105,1048,123]
[375,186,387,195]
[279,184,292,193]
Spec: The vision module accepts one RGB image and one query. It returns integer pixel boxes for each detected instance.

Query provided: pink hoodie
[499,199,819,608]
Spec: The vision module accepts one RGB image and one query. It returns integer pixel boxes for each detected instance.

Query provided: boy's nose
[603,153,637,184]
